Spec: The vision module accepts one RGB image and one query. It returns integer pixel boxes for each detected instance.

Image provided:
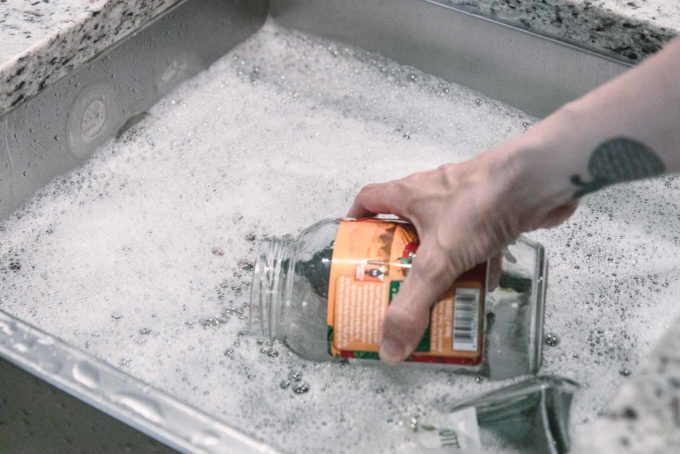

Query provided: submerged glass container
[413,375,578,453]
[250,218,547,377]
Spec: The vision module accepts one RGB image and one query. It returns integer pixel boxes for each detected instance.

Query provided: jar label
[326,219,486,365]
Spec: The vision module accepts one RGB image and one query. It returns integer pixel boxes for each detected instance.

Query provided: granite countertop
[0,0,180,113]
[0,0,96,64]
[446,0,680,61]
[0,0,679,453]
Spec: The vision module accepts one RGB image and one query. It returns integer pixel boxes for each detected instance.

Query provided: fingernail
[380,338,405,364]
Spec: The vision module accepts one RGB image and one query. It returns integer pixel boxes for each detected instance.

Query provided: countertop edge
[0,0,182,116]
[444,0,679,62]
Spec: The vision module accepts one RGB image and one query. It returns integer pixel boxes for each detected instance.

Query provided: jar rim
[249,236,294,340]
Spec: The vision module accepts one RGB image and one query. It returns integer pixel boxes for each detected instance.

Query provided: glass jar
[250,218,547,377]
[412,375,578,453]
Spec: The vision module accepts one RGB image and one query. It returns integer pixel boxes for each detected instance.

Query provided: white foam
[1,20,676,453]
[530,176,680,441]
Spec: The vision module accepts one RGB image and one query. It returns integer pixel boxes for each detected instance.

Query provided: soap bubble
[545,333,561,347]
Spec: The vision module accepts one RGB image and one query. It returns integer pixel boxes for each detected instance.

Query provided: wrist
[487,107,583,215]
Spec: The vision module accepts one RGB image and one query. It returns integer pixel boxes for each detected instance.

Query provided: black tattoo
[571,137,665,199]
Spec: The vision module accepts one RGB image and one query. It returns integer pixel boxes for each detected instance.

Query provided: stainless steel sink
[0,0,630,452]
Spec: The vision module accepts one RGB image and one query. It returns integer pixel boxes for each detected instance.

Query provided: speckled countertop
[0,0,180,113]
[446,0,680,61]
[1,0,680,452]
[0,0,91,63]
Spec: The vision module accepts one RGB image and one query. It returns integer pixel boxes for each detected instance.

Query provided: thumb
[379,242,456,364]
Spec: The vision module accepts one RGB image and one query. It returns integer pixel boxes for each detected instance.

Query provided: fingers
[347,181,408,219]
[379,242,456,364]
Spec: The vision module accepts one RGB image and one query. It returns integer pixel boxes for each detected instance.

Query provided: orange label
[326,219,487,365]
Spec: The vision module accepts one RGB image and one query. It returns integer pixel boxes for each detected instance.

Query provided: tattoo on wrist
[570,137,665,199]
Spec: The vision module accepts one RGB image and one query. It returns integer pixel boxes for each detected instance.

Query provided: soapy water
[1,20,679,452]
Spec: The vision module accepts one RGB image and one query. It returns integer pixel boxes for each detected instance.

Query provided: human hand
[347,36,680,364]
[348,140,577,364]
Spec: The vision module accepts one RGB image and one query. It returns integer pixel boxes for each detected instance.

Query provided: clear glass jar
[250,218,547,377]
[413,375,578,453]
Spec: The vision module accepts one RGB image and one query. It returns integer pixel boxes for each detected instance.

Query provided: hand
[348,35,680,364]
[348,141,577,364]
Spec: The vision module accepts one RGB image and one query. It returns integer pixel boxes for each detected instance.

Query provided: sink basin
[0,0,636,452]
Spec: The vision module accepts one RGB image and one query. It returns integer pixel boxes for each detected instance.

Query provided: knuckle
[390,179,415,213]
[436,163,454,179]
[393,178,412,197]
[413,247,453,282]
[357,183,379,198]
[436,163,463,187]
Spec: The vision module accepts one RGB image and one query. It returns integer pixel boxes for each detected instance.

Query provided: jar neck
[249,236,296,340]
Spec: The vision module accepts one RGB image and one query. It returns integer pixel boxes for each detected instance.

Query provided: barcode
[452,288,480,352]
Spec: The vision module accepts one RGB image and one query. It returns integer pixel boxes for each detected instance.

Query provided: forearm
[496,36,680,209]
